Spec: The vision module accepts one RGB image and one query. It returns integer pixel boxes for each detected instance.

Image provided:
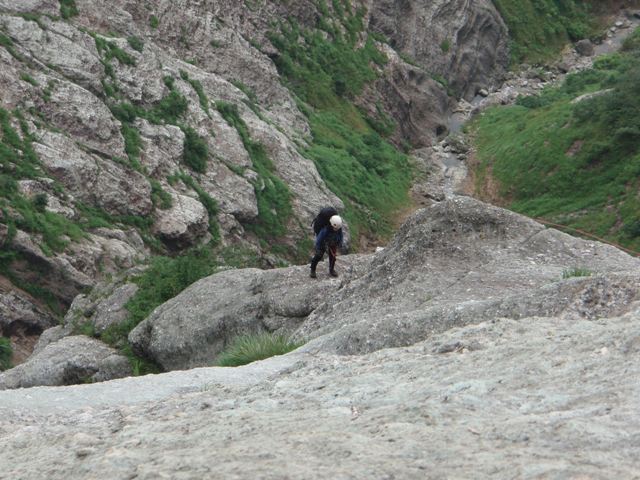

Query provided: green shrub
[0,337,12,371]
[180,70,210,113]
[182,126,209,173]
[127,36,144,52]
[150,179,172,210]
[215,332,303,367]
[20,73,38,86]
[60,0,78,19]
[94,37,136,66]
[121,123,142,160]
[149,15,159,29]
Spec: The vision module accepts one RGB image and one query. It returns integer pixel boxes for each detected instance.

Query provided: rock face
[295,196,640,354]
[369,0,509,101]
[0,335,131,389]
[126,196,640,371]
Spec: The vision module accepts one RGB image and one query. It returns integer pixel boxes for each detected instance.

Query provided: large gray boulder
[295,196,640,353]
[129,255,372,371]
[0,335,131,389]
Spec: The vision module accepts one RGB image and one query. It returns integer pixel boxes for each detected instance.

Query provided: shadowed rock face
[369,0,509,100]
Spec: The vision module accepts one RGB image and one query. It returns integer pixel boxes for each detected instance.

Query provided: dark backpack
[312,207,338,235]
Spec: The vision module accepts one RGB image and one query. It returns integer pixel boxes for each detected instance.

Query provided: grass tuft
[562,267,593,279]
[215,332,303,367]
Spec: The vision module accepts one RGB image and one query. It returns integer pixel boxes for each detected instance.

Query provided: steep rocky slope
[0,0,509,349]
[1,196,639,478]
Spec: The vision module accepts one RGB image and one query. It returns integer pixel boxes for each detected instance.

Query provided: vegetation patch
[59,0,79,20]
[215,332,303,367]
[216,101,292,239]
[182,126,209,173]
[0,337,12,371]
[180,70,210,114]
[127,36,144,52]
[491,0,602,64]
[94,36,136,67]
[562,267,593,279]
[471,28,640,252]
[266,8,413,244]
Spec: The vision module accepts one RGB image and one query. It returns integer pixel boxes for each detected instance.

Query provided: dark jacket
[315,226,343,251]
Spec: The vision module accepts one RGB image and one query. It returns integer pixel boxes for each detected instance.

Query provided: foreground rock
[0,304,638,478]
[0,335,131,389]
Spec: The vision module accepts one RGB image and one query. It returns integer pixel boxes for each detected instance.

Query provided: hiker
[310,211,344,278]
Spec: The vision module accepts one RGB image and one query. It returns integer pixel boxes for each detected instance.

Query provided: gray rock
[152,192,209,250]
[34,131,152,217]
[0,0,58,15]
[37,79,126,159]
[0,281,57,335]
[129,255,372,371]
[0,15,103,90]
[576,39,595,56]
[294,196,640,353]
[369,0,509,101]
[0,335,131,389]
[91,284,139,334]
[1,308,640,478]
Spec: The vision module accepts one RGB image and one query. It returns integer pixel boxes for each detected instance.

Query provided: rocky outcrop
[1,290,639,478]
[0,335,131,389]
[369,0,509,101]
[129,196,640,370]
[129,255,372,371]
[296,196,640,353]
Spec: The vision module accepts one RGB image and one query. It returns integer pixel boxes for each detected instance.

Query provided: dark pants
[310,244,337,273]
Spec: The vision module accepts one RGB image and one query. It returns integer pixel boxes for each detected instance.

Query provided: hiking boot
[310,270,317,278]
[329,269,338,277]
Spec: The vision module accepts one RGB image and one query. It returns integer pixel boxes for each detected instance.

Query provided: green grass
[101,246,219,348]
[127,36,144,52]
[0,108,85,253]
[471,29,640,253]
[266,9,413,244]
[491,0,599,64]
[95,36,136,66]
[180,70,210,114]
[562,267,593,279]
[0,337,12,371]
[149,15,159,29]
[215,332,303,367]
[182,126,209,173]
[60,0,78,19]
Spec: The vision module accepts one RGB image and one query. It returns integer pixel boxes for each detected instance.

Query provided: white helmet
[329,215,342,230]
